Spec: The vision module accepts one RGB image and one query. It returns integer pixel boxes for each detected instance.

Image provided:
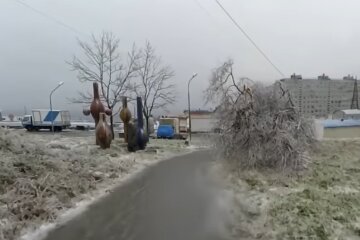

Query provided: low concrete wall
[324,127,360,139]
[313,119,360,139]
[0,121,23,129]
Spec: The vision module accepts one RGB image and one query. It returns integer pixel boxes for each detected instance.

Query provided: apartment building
[278,74,358,118]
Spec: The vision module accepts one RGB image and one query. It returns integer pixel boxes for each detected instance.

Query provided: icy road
[43,150,233,240]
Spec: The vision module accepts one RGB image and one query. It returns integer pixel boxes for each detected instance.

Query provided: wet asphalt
[43,150,232,240]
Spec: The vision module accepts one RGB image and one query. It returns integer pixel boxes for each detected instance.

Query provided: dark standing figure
[127,97,147,152]
[136,96,147,150]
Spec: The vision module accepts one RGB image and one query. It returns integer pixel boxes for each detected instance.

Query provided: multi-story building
[278,74,359,118]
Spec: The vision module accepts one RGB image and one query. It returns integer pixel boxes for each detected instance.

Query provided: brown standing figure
[83,82,112,144]
[90,82,105,126]
[96,113,112,149]
[120,97,132,142]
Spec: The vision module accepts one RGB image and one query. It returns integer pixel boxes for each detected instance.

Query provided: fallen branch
[207,60,314,170]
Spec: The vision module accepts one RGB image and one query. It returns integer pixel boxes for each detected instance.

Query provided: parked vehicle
[157,125,174,139]
[159,118,179,133]
[69,121,95,130]
[159,117,187,139]
[22,109,71,131]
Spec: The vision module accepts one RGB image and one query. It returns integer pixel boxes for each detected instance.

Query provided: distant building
[183,109,216,133]
[277,74,359,118]
[178,116,188,133]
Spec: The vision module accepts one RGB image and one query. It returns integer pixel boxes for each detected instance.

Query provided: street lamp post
[187,73,198,142]
[50,81,64,133]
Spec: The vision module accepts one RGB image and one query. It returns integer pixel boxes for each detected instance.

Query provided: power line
[193,0,214,19]
[215,0,285,77]
[192,0,223,34]
[12,0,88,37]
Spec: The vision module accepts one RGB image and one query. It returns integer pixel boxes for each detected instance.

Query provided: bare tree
[134,42,175,134]
[69,32,139,137]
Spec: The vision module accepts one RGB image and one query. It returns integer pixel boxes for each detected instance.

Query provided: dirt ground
[225,139,360,240]
[0,129,194,240]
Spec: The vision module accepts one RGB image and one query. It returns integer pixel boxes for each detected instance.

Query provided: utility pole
[49,81,64,133]
[187,73,198,141]
[351,77,359,109]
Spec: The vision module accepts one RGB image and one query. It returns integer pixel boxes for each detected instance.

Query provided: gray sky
[1,0,360,117]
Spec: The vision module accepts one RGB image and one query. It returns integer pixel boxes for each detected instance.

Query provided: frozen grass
[269,140,360,239]
[0,129,192,240]
[225,139,360,239]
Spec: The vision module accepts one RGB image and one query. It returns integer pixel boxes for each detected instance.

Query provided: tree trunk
[144,116,148,133]
[145,116,150,141]
[110,115,115,139]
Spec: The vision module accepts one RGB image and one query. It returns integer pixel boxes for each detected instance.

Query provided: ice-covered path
[43,150,233,240]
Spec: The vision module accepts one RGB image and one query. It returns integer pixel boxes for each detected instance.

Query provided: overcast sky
[1,0,360,117]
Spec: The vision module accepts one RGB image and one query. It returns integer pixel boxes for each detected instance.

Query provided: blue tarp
[322,119,360,128]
